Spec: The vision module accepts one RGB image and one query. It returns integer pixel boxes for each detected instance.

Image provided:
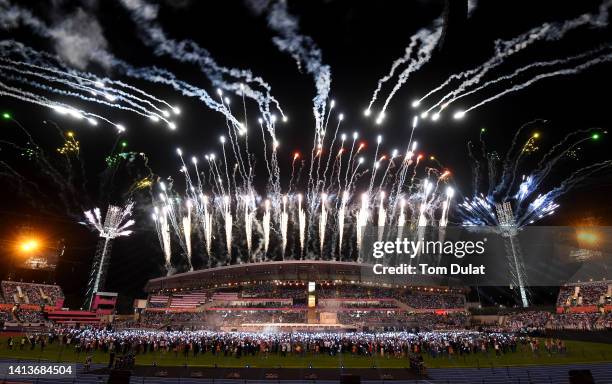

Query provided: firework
[151,105,452,272]
[459,125,610,227]
[411,1,612,121]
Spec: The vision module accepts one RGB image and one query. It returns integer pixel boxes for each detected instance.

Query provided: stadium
[1,0,612,383]
[141,260,467,332]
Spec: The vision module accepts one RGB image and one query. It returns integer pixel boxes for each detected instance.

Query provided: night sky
[1,0,611,310]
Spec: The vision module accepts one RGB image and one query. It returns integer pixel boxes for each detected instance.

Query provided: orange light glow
[19,239,40,253]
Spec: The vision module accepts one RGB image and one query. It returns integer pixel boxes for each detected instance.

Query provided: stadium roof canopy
[144,260,450,292]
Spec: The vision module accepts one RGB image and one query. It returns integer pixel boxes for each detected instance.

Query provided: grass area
[0,337,611,369]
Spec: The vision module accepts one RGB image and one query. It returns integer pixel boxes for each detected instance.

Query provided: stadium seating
[169,290,209,309]
[557,281,611,308]
[1,280,64,307]
[147,294,170,308]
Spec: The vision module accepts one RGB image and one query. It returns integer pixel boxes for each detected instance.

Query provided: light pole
[83,202,135,310]
[496,202,529,308]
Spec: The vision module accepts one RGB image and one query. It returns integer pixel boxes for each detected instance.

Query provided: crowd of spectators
[207,310,306,326]
[213,301,292,309]
[336,311,469,330]
[240,285,305,299]
[134,309,611,332]
[140,311,207,328]
[14,309,46,323]
[398,292,466,309]
[1,281,64,306]
[0,307,12,323]
[340,301,399,309]
[318,285,396,299]
[500,311,612,332]
[504,311,551,332]
[557,281,610,307]
[548,313,611,331]
[338,310,406,326]
[410,313,470,330]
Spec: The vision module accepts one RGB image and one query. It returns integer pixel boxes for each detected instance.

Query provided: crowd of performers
[2,328,570,362]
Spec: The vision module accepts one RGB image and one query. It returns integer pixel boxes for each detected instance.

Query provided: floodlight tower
[496,202,529,308]
[84,202,135,309]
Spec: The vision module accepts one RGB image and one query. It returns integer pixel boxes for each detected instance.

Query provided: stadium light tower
[495,202,529,308]
[83,202,135,309]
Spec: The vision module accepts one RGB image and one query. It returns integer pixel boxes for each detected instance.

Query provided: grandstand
[141,261,467,331]
[0,280,109,328]
[1,280,64,307]
[556,280,612,313]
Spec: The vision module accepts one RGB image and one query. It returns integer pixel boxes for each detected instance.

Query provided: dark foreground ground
[1,359,611,383]
[2,336,612,368]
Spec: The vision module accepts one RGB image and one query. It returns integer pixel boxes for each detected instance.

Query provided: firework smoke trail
[250,0,331,207]
[252,0,331,133]
[374,19,443,121]
[119,0,285,125]
[333,134,347,189]
[319,193,328,258]
[418,0,612,111]
[0,41,244,134]
[377,192,386,242]
[243,195,254,259]
[0,63,176,124]
[219,136,233,197]
[0,56,177,116]
[220,91,254,191]
[337,191,349,260]
[182,200,193,270]
[393,141,418,200]
[223,195,232,259]
[280,196,288,259]
[321,113,344,191]
[378,150,398,192]
[312,101,337,197]
[428,45,612,114]
[397,198,407,236]
[262,199,271,260]
[343,132,358,191]
[202,195,212,262]
[418,180,433,227]
[455,54,612,117]
[152,207,172,273]
[348,157,365,193]
[158,182,188,257]
[297,193,306,258]
[368,135,382,194]
[390,117,419,200]
[348,141,366,192]
[0,8,184,130]
[356,193,369,261]
[439,187,454,227]
[0,80,123,129]
[366,17,443,117]
[288,152,300,194]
